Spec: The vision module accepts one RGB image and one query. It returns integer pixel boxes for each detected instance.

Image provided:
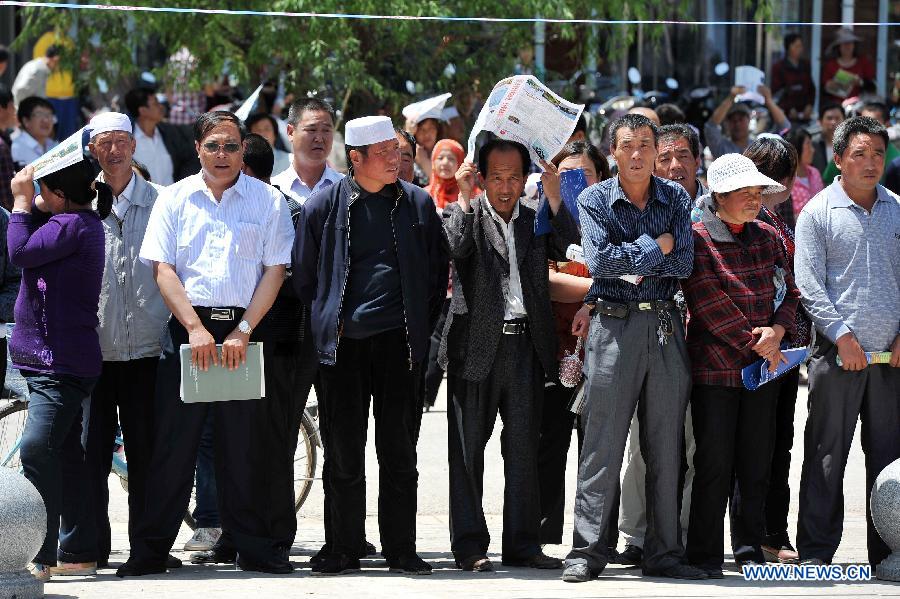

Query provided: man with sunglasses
[119,110,295,577]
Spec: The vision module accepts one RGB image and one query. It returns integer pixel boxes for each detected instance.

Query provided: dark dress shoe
[502,551,563,569]
[364,541,377,556]
[562,563,594,582]
[236,554,294,574]
[616,544,643,566]
[190,547,237,564]
[311,553,361,576]
[644,563,709,580]
[115,558,167,578]
[387,553,432,575]
[698,565,724,579]
[166,555,182,569]
[311,541,376,566]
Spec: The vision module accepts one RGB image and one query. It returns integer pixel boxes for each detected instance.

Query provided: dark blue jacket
[292,176,449,366]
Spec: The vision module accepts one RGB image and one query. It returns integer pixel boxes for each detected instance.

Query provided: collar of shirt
[183,171,252,204]
[347,174,400,202]
[16,129,48,155]
[98,172,138,220]
[608,175,667,209]
[277,163,340,199]
[134,125,159,142]
[483,196,521,233]
[828,176,892,212]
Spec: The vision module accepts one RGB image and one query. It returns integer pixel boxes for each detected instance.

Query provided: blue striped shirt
[580,175,694,302]
[139,172,294,308]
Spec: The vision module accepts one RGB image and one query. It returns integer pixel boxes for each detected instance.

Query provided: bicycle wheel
[294,410,318,511]
[0,399,28,470]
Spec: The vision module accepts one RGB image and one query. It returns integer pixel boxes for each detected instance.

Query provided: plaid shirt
[682,208,800,387]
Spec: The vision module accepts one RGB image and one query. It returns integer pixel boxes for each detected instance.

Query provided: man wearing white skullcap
[293,115,449,576]
[83,111,173,570]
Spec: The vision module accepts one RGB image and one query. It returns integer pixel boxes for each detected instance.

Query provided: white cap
[345,116,396,147]
[706,153,785,195]
[402,93,452,124]
[441,105,460,121]
[88,111,132,139]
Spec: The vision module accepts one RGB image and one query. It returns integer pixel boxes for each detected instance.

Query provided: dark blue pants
[19,371,98,565]
[82,358,157,564]
[192,412,220,528]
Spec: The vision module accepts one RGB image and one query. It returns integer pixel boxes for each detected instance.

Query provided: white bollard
[871,457,900,582]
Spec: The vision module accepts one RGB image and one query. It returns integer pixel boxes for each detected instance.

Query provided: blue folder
[534,167,588,236]
[741,347,809,391]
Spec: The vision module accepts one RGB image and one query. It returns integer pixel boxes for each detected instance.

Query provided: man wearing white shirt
[270,97,342,203]
[125,88,199,185]
[118,111,294,578]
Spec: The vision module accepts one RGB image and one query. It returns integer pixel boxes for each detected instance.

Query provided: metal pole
[534,17,546,82]
[811,0,823,115]
[841,0,854,26]
[585,8,598,97]
[877,0,888,96]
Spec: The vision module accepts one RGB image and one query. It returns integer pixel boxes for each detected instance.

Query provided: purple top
[7,209,105,378]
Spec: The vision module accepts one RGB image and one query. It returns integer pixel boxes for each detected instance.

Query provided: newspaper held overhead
[734,66,766,105]
[235,84,263,122]
[466,75,584,168]
[29,127,86,180]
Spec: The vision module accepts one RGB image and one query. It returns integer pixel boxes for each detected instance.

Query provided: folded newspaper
[179,343,265,403]
[466,75,584,167]
[28,127,86,180]
[234,84,263,122]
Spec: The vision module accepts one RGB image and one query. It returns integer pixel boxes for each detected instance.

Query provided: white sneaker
[28,562,52,581]
[183,527,222,551]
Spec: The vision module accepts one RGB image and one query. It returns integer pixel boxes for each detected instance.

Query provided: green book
[179,343,265,403]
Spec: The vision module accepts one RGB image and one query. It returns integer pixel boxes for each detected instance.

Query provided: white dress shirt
[139,172,294,308]
[108,173,137,220]
[134,125,175,186]
[270,163,343,204]
[10,129,58,166]
[485,200,528,319]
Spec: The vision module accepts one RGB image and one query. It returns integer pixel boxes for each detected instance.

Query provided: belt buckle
[210,308,233,321]
[637,302,652,311]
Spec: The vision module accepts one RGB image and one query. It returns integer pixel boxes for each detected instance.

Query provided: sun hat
[402,93,452,124]
[826,27,863,55]
[706,153,785,195]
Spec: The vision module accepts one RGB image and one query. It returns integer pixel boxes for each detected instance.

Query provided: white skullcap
[88,111,132,139]
[442,106,460,121]
[345,116,396,147]
[402,93,452,124]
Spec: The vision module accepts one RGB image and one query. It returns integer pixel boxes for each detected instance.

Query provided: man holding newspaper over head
[562,113,705,583]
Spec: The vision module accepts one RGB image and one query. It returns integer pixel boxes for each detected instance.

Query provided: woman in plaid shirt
[681,153,801,577]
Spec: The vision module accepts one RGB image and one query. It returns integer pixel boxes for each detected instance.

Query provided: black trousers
[448,332,544,561]
[317,328,422,559]
[797,338,900,566]
[421,298,449,408]
[83,358,157,563]
[687,383,778,568]
[727,370,800,549]
[130,314,286,565]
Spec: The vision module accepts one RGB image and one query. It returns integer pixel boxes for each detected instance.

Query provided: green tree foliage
[17,0,773,120]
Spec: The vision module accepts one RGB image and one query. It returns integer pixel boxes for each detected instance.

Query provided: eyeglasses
[28,110,57,123]
[201,141,242,154]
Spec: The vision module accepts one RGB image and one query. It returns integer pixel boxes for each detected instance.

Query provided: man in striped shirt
[563,114,705,583]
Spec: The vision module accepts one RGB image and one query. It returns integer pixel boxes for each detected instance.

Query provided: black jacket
[439,196,579,382]
[292,176,449,366]
[157,122,201,182]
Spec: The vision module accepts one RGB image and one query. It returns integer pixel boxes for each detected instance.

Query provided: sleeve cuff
[827,322,852,344]
[635,234,665,268]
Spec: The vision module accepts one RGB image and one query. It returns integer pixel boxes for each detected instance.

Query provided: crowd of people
[0,27,898,587]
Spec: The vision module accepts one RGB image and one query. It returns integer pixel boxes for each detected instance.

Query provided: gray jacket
[97,175,170,361]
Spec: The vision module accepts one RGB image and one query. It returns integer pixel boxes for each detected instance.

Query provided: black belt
[501,318,528,335]
[193,306,244,322]
[591,299,676,319]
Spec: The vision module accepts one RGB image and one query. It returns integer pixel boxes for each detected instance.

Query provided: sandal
[456,554,493,572]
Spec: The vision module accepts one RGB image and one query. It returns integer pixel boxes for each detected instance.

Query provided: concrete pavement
[31,380,900,598]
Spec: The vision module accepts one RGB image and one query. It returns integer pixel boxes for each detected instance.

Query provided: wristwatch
[238,320,253,335]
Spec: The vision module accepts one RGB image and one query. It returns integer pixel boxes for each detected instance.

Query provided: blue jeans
[192,411,220,528]
[19,371,99,565]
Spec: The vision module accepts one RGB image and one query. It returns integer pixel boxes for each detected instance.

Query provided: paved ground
[10,377,900,598]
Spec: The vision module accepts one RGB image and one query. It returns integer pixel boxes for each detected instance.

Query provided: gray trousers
[448,332,544,561]
[566,309,691,574]
[619,409,695,548]
[797,337,900,566]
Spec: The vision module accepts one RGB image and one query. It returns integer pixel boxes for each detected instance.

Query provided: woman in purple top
[9,160,108,580]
